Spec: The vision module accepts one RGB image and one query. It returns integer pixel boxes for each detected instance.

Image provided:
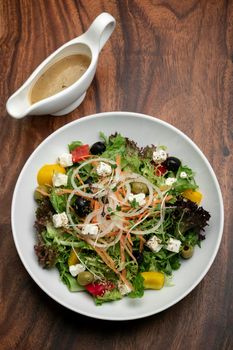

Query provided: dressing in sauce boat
[7,12,115,118]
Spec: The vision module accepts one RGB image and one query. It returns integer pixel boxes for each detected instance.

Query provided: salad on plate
[34,133,210,305]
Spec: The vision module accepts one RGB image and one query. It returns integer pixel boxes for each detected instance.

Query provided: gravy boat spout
[6,12,116,119]
[7,85,32,119]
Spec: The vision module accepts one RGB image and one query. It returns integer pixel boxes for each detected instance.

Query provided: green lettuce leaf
[94,289,122,305]
[101,133,126,160]
[60,272,84,292]
[68,140,83,152]
[50,189,67,213]
[99,131,109,145]
[128,274,144,298]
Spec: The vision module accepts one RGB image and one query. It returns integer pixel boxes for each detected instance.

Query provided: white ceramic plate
[11,112,224,320]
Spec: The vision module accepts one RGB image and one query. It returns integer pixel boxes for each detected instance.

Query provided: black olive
[134,252,143,264]
[90,141,106,155]
[84,177,93,185]
[164,157,181,173]
[74,196,91,217]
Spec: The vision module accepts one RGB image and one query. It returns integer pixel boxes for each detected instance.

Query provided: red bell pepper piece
[85,281,115,297]
[71,144,90,163]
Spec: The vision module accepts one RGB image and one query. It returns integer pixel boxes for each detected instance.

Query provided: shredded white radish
[66,190,82,234]
[87,230,123,249]
[66,158,168,249]
[71,183,107,199]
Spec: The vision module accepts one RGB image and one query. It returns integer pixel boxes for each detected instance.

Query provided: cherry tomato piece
[155,164,167,176]
[85,281,115,297]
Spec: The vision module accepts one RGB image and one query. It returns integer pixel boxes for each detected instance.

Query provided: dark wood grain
[0,0,232,349]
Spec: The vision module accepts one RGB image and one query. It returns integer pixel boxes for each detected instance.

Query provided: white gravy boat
[6,12,115,118]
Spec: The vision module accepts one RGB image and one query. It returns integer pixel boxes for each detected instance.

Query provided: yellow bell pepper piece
[37,164,66,186]
[141,271,165,290]
[68,249,79,266]
[182,189,203,205]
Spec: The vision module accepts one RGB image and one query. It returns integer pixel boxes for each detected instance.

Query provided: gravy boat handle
[83,12,116,51]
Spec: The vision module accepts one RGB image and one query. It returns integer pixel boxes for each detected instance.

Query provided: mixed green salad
[34,133,210,305]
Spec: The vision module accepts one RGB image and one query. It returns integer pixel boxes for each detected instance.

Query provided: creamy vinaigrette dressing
[30,54,91,104]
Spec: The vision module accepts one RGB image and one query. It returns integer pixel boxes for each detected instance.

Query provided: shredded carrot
[102,249,117,268]
[124,244,137,264]
[76,233,88,242]
[125,231,133,246]
[95,200,101,210]
[121,186,126,197]
[63,227,74,234]
[120,237,126,278]
[117,186,126,197]
[76,173,84,186]
[137,210,150,222]
[116,154,121,167]
[105,231,119,237]
[35,188,50,197]
[94,246,133,290]
[91,199,101,211]
[125,239,133,253]
[120,237,125,260]
[78,155,93,161]
[121,275,133,290]
[114,190,124,202]
[121,204,131,211]
[121,269,127,278]
[56,189,91,199]
[153,195,172,205]
[91,200,101,223]
[91,161,98,167]
[57,189,72,193]
[139,235,145,253]
[95,247,118,274]
[159,185,169,191]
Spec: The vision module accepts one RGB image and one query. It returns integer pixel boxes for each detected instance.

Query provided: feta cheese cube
[180,171,188,179]
[52,172,68,187]
[57,153,73,167]
[165,177,177,186]
[52,212,69,228]
[128,192,146,206]
[166,238,181,253]
[96,162,112,177]
[146,235,163,253]
[69,263,86,277]
[118,281,132,295]
[153,149,167,163]
[82,224,99,236]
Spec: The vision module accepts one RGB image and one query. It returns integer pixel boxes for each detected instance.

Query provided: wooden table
[1,1,232,349]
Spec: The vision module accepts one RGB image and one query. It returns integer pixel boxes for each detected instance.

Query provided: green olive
[77,271,94,286]
[131,182,149,195]
[34,185,49,202]
[181,245,194,259]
